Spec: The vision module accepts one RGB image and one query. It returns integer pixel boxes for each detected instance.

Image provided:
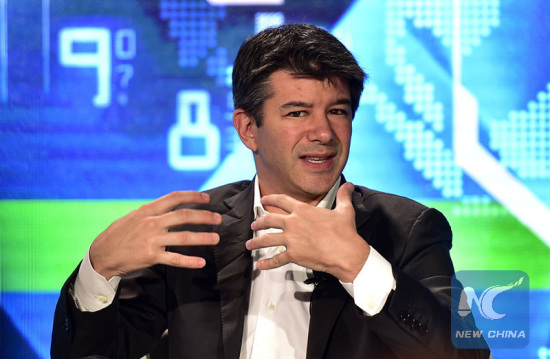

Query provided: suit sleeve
[50,264,168,359]
[364,207,490,359]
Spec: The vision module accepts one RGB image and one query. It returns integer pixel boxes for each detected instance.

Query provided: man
[51,23,489,359]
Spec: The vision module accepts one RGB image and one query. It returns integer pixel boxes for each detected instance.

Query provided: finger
[250,213,285,231]
[158,251,207,269]
[257,252,290,270]
[140,191,212,216]
[159,208,222,228]
[162,231,220,247]
[335,182,354,212]
[259,194,300,214]
[246,232,286,250]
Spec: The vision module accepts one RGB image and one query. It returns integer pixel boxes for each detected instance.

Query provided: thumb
[335,182,354,212]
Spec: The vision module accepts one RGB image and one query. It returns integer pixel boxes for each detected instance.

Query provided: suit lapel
[214,182,255,359]
[351,184,372,230]
[306,184,374,359]
[337,177,373,230]
[212,180,375,359]
[306,274,349,359]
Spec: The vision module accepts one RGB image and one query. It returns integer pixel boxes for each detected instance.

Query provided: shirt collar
[253,176,341,220]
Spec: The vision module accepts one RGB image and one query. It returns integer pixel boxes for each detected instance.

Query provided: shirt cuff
[340,246,396,316]
[73,247,121,312]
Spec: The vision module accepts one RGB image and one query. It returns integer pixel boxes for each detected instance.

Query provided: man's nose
[306,113,335,144]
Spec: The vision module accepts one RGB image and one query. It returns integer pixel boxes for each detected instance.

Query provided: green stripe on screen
[0,200,147,292]
[0,199,549,292]
[425,200,550,289]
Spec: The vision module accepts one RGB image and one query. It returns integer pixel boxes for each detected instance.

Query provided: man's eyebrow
[280,98,351,109]
[333,98,352,106]
[280,101,313,109]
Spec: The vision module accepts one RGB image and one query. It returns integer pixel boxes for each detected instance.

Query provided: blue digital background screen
[1,1,549,358]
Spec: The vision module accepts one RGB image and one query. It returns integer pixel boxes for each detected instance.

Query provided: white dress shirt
[73,178,396,359]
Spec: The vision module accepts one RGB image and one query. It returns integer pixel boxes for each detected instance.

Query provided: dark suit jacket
[51,180,490,359]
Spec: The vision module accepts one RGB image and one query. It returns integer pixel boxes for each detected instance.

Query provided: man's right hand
[89,191,222,280]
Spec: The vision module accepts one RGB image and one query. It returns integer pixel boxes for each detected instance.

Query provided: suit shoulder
[353,184,450,229]
[354,185,429,214]
[203,180,252,199]
[352,185,452,254]
[179,180,252,212]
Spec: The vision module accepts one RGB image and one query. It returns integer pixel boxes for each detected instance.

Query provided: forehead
[266,71,351,103]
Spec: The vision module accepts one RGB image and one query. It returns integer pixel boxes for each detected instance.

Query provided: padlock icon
[168,90,220,171]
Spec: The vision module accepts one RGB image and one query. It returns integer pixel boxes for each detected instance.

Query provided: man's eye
[287,111,306,117]
[329,109,348,115]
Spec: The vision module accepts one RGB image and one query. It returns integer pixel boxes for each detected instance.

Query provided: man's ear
[233,109,258,152]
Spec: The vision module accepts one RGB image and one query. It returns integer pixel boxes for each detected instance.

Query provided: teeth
[306,157,326,163]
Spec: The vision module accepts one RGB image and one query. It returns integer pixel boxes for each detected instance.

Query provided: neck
[258,185,327,214]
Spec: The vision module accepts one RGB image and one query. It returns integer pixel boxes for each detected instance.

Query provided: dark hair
[232,23,367,126]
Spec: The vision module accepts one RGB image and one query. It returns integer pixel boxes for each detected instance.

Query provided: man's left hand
[245,182,370,283]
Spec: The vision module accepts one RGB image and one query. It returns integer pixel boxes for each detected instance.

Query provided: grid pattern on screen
[159,0,226,67]
[378,0,501,198]
[388,0,499,55]
[490,84,550,179]
[206,46,229,87]
[452,196,509,217]
[363,83,463,198]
